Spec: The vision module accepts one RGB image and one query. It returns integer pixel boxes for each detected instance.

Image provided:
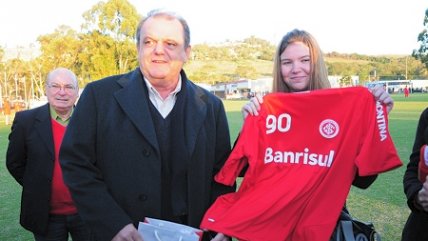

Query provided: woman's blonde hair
[272,29,330,92]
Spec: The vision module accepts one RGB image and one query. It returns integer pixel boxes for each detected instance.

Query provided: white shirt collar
[143,76,182,118]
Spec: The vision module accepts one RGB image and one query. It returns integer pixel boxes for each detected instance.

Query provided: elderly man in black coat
[6,68,90,241]
[59,9,235,241]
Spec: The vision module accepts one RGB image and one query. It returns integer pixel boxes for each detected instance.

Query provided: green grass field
[0,93,427,241]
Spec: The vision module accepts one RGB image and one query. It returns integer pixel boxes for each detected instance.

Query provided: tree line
[0,0,427,105]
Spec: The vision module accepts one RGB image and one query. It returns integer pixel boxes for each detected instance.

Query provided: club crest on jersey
[319,119,339,139]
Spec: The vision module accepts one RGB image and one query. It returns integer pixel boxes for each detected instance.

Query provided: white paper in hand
[138,217,203,241]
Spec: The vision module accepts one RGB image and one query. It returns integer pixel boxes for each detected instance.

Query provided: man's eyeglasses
[47,83,76,93]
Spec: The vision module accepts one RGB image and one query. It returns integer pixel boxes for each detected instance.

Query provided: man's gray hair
[46,67,78,88]
[135,9,191,48]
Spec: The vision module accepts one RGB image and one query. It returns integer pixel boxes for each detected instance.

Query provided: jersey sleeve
[355,97,402,175]
[214,115,259,186]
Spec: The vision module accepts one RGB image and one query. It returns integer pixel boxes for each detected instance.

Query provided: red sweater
[50,119,77,215]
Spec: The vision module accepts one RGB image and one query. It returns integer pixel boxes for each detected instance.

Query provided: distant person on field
[402,107,428,241]
[3,98,11,125]
[404,85,410,97]
[6,68,91,241]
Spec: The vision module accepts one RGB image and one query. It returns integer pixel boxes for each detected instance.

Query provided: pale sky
[0,0,426,55]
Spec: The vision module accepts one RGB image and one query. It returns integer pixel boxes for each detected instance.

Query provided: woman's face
[280,41,311,92]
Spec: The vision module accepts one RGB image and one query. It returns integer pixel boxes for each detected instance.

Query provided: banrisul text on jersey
[264,147,335,167]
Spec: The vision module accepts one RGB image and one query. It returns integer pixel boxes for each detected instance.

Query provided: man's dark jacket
[59,68,234,241]
[402,107,428,241]
[6,104,55,235]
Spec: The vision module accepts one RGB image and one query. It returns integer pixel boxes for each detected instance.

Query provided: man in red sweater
[6,68,90,241]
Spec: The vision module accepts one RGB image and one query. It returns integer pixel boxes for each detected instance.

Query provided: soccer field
[0,93,427,241]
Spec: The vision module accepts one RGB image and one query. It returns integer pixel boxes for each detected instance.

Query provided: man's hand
[112,223,143,241]
[210,232,231,241]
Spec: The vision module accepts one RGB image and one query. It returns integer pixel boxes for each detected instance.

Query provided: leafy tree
[78,32,118,82]
[188,63,218,84]
[339,75,353,87]
[0,46,4,62]
[37,25,81,73]
[235,64,258,80]
[7,58,28,100]
[357,68,371,84]
[82,0,140,41]
[413,8,428,69]
[21,58,45,100]
[81,0,140,76]
[191,44,233,61]
[0,46,5,97]
[233,36,275,61]
[409,56,428,79]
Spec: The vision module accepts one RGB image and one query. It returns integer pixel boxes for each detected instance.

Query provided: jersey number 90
[266,113,291,134]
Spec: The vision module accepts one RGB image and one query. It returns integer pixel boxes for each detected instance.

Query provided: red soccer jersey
[200,87,402,241]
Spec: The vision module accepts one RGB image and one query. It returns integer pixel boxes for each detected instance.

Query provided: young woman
[242,29,393,117]
[208,29,396,241]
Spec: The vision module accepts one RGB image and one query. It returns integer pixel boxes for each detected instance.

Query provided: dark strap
[340,220,355,241]
[332,225,343,241]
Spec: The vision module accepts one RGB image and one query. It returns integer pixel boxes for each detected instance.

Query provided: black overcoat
[60,68,234,241]
[6,104,55,235]
[402,107,428,241]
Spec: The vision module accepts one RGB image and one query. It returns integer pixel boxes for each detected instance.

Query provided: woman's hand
[370,85,394,113]
[241,95,263,119]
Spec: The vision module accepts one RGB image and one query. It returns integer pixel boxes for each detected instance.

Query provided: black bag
[330,208,381,241]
